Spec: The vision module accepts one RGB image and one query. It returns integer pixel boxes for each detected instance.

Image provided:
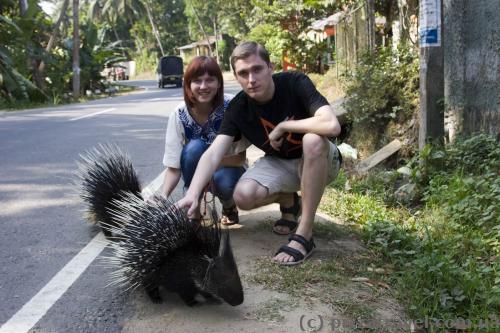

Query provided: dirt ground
[121,203,410,333]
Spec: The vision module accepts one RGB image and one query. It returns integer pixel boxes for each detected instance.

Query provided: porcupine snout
[204,231,244,306]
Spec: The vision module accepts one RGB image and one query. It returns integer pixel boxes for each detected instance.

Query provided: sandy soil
[121,204,409,333]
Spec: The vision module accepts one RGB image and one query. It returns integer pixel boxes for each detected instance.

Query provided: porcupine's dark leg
[198,290,222,304]
[176,280,200,306]
[145,285,163,304]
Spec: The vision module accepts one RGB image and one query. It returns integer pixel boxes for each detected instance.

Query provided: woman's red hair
[183,56,224,110]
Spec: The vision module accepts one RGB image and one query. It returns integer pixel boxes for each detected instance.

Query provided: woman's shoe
[220,205,239,226]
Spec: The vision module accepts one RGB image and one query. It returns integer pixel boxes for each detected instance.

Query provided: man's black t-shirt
[219,71,329,159]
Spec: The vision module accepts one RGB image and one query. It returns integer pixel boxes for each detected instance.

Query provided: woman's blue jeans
[180,139,245,204]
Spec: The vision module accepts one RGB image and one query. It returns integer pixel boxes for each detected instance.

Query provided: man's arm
[268,105,341,150]
[176,134,235,216]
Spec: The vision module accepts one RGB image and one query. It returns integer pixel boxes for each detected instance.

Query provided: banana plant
[0,10,47,103]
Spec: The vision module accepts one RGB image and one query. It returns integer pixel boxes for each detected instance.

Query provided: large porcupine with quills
[76,144,244,306]
[76,144,142,238]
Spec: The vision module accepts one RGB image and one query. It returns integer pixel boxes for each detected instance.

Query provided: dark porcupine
[104,193,243,306]
[77,144,243,306]
[76,144,141,238]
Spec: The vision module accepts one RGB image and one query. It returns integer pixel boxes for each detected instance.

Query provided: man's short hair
[230,42,271,72]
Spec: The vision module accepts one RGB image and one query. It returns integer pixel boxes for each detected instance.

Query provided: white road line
[0,173,163,333]
[141,169,165,198]
[68,108,116,121]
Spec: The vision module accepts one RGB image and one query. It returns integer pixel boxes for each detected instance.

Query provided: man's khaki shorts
[239,140,341,194]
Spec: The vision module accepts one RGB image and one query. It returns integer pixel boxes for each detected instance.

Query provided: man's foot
[273,234,315,266]
[272,193,301,235]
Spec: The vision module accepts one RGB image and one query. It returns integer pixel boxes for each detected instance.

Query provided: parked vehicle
[101,64,129,81]
[114,65,127,80]
[157,56,183,88]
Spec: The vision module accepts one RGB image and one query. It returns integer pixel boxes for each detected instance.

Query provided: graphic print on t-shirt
[259,116,302,157]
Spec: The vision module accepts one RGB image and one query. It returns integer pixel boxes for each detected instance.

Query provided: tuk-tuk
[157,56,183,88]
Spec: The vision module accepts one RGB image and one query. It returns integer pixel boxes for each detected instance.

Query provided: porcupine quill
[76,144,243,306]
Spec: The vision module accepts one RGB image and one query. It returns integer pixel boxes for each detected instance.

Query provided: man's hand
[176,194,199,218]
[268,123,286,151]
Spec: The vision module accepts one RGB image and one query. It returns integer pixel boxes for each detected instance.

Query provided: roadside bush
[344,45,419,126]
[341,45,419,157]
[411,133,499,231]
[321,133,499,327]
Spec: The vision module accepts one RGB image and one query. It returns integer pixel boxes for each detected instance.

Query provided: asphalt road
[0,79,242,333]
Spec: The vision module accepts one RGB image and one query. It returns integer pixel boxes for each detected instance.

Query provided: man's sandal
[220,205,239,226]
[274,234,315,266]
[272,192,301,235]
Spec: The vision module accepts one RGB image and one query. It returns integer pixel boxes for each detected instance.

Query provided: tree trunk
[144,0,164,56]
[366,0,375,53]
[39,0,70,73]
[20,0,44,90]
[189,0,212,55]
[398,0,419,46]
[213,15,219,63]
[111,24,128,58]
[72,0,80,100]
[19,0,28,14]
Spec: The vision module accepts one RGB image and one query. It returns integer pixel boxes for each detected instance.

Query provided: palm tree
[88,0,164,55]
[73,0,80,99]
[39,0,70,73]
[0,1,47,102]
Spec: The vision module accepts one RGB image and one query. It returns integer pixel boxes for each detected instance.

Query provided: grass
[0,84,140,111]
[245,297,297,323]
[316,134,500,332]
[246,219,402,330]
[248,256,344,298]
[247,134,499,332]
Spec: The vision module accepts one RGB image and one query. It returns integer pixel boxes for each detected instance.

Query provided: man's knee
[233,180,267,210]
[302,133,328,159]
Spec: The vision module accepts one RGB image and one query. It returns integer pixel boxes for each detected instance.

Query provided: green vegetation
[343,45,420,157]
[320,133,499,331]
[245,297,297,323]
[2,0,356,107]
[0,83,139,111]
[344,45,419,126]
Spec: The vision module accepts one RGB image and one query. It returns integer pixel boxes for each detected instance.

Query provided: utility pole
[419,0,444,149]
[72,0,80,100]
[366,0,375,54]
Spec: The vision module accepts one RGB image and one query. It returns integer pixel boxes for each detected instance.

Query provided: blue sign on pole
[420,28,439,45]
[419,0,441,47]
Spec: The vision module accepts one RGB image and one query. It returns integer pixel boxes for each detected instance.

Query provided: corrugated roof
[310,11,346,30]
[177,36,219,50]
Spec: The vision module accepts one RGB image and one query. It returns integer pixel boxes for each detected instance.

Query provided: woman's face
[190,72,220,105]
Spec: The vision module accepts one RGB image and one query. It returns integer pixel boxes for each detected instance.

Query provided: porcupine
[76,144,141,238]
[77,144,244,306]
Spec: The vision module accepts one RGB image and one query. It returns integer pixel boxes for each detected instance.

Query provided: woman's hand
[176,194,199,218]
